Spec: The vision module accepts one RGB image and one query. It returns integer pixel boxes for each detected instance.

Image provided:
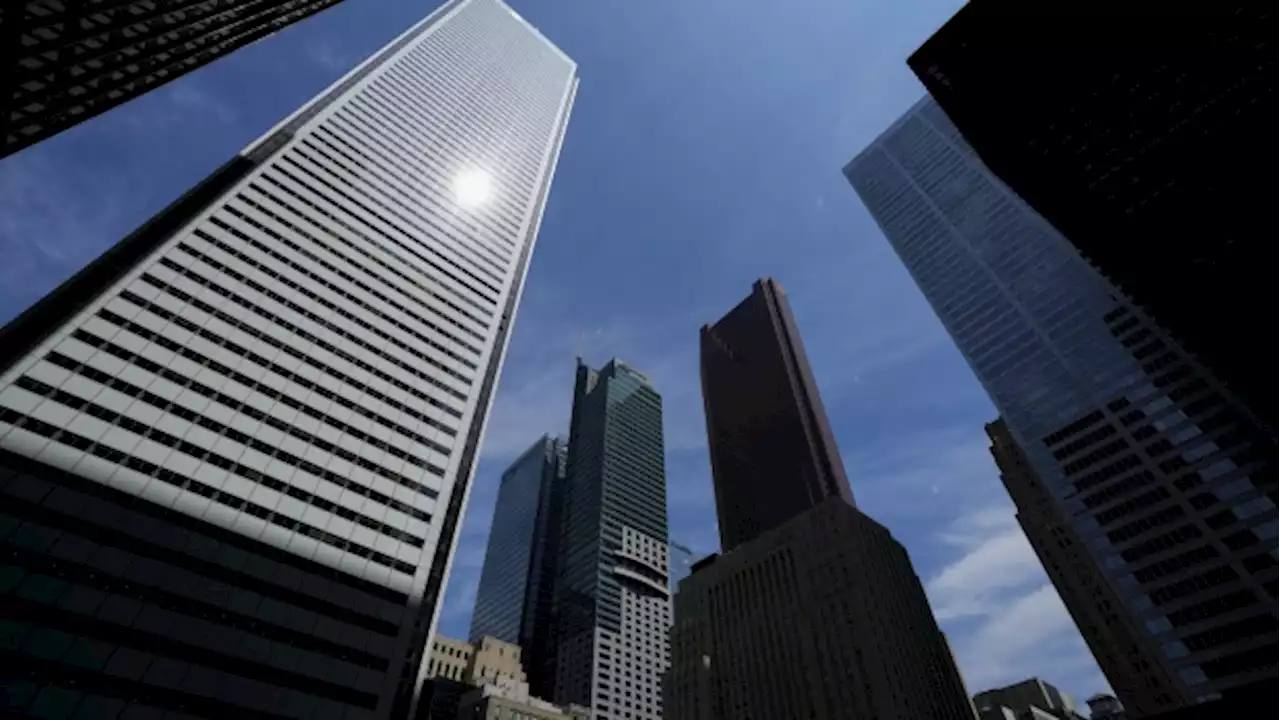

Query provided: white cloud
[923,501,1110,702]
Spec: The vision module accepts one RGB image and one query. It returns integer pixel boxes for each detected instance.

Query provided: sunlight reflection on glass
[454,168,492,208]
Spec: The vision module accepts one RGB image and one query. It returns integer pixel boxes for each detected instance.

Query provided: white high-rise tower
[0,1,576,718]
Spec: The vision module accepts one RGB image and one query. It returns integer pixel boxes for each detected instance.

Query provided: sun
[454,168,492,208]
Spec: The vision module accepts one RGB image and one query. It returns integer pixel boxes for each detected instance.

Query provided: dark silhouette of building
[669,283,974,720]
[988,420,1185,715]
[699,278,853,551]
[470,436,567,700]
[2,0,345,158]
[848,96,1277,715]
[908,0,1276,432]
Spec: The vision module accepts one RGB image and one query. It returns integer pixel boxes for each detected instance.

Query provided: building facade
[699,278,853,550]
[0,1,577,718]
[908,0,1275,432]
[2,0,346,159]
[554,359,670,720]
[470,435,566,696]
[973,677,1081,720]
[667,497,975,720]
[987,419,1186,710]
[669,280,974,720]
[846,97,1277,713]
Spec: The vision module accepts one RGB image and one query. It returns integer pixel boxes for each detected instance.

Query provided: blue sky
[0,0,1108,705]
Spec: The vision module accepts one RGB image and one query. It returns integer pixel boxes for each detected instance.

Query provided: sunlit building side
[0,1,576,717]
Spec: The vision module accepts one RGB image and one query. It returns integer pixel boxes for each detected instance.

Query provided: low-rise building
[457,682,590,720]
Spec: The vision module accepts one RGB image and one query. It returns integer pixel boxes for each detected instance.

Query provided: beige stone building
[457,682,591,720]
[667,497,976,720]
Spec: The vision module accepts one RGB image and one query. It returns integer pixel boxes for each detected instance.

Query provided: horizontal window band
[251,169,496,322]
[13,375,427,549]
[124,272,464,420]
[0,451,406,620]
[175,236,479,381]
[204,209,484,354]
[0,407,418,577]
[0,648,293,720]
[230,184,488,335]
[306,126,515,261]
[43,349,435,521]
[4,595,378,708]
[293,137,508,282]
[4,544,390,670]
[61,328,448,477]
[322,109,521,248]
[155,252,472,395]
[95,302,456,441]
[277,151,505,300]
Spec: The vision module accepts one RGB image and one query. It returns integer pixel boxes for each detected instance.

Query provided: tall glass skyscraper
[846,97,1276,713]
[469,434,566,698]
[0,1,576,718]
[555,359,670,720]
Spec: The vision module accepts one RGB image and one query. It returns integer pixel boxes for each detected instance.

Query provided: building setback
[699,278,853,551]
[554,358,670,720]
[0,1,576,718]
[470,435,566,699]
[2,0,346,159]
[668,279,975,720]
[907,0,1276,432]
[846,97,1276,714]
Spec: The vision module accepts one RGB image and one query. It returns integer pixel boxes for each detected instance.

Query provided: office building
[973,677,1081,720]
[554,358,670,720]
[470,435,566,696]
[908,0,1275,431]
[668,283,975,720]
[457,683,590,720]
[699,278,853,550]
[668,497,975,720]
[0,1,577,717]
[846,97,1276,714]
[3,0,346,159]
[423,635,571,720]
[988,419,1185,710]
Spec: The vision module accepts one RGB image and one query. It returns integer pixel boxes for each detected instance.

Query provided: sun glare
[454,168,492,208]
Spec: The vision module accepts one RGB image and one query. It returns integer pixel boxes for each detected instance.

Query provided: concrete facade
[667,497,975,720]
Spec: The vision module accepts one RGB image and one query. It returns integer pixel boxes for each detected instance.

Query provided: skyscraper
[986,419,1179,711]
[907,0,1275,432]
[668,281,975,720]
[699,278,853,550]
[555,359,670,720]
[0,1,577,718]
[470,435,566,698]
[846,97,1276,713]
[2,0,346,159]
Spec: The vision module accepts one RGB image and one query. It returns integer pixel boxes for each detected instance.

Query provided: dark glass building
[699,278,853,551]
[908,0,1276,431]
[469,435,566,698]
[847,96,1277,714]
[2,0,345,158]
[554,358,670,719]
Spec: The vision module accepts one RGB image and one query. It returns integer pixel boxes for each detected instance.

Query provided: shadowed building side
[699,278,852,551]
